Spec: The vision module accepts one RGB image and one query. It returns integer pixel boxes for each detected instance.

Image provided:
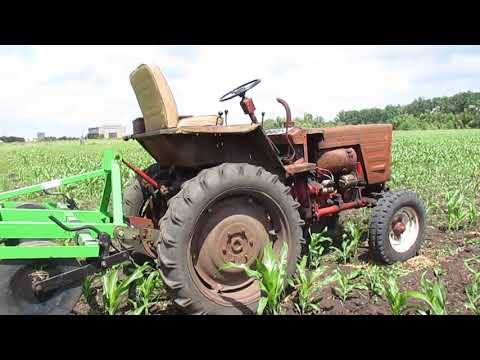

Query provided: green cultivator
[0,150,156,314]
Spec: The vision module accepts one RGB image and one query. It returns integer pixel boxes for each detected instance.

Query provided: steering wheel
[219,79,261,102]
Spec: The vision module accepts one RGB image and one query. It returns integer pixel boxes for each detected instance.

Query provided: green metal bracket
[0,149,128,260]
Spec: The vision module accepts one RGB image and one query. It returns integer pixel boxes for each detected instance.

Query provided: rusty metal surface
[132,124,259,138]
[268,127,307,145]
[135,124,285,177]
[313,197,376,218]
[189,196,275,305]
[316,148,357,175]
[276,98,293,127]
[317,124,393,185]
[285,162,316,175]
[115,218,158,258]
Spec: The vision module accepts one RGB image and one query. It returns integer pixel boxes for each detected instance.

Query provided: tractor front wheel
[368,191,426,264]
[157,163,304,315]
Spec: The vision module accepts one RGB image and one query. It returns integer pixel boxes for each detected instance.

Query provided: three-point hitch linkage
[0,150,157,314]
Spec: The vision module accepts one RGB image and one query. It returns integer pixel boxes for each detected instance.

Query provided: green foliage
[224,242,289,315]
[102,263,151,315]
[334,91,480,130]
[332,268,367,303]
[361,266,386,297]
[445,190,470,231]
[408,269,448,315]
[382,275,416,315]
[82,276,96,304]
[331,221,363,264]
[263,113,326,130]
[308,228,332,269]
[288,256,335,314]
[128,268,163,315]
[464,257,480,315]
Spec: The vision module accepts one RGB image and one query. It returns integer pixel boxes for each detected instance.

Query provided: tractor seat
[130,64,222,131]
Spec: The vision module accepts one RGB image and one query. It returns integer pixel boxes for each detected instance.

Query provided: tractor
[0,64,426,315]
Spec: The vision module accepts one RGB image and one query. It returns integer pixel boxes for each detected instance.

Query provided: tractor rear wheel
[157,163,304,315]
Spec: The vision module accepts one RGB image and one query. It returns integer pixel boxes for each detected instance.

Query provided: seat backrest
[130,64,179,130]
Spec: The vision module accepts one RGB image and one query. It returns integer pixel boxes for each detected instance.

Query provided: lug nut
[222,247,227,255]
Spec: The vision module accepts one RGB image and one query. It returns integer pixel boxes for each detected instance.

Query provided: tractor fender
[131,124,286,177]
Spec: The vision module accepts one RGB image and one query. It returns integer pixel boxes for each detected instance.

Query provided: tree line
[263,91,480,130]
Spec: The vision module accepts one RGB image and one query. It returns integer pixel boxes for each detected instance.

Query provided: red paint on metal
[356,161,364,180]
[313,198,370,218]
[122,159,161,190]
[241,98,256,114]
[128,216,154,228]
[292,177,310,209]
[393,222,406,236]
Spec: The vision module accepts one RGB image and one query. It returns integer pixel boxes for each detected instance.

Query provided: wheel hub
[389,207,420,253]
[195,214,269,290]
[392,221,406,236]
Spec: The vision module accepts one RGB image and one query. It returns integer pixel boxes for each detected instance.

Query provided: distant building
[87,125,126,139]
[37,132,45,140]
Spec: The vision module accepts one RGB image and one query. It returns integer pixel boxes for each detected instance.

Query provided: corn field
[0,129,479,315]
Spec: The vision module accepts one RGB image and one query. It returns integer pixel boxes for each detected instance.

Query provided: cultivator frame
[0,149,128,260]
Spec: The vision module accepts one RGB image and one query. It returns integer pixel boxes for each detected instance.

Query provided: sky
[1,45,480,138]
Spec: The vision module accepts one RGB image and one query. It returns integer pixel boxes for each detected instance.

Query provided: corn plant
[445,190,469,231]
[224,242,289,315]
[408,269,448,315]
[362,266,386,297]
[308,228,332,269]
[331,222,363,264]
[102,263,150,315]
[383,275,416,315]
[333,268,367,303]
[467,203,479,225]
[82,276,95,304]
[288,256,335,314]
[464,257,480,315]
[128,268,162,315]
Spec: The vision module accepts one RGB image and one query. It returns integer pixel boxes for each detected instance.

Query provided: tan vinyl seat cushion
[130,64,222,130]
[178,115,222,127]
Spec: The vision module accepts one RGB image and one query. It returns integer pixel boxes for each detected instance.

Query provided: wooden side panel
[318,124,392,184]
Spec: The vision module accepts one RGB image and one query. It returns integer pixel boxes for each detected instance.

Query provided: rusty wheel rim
[188,190,289,307]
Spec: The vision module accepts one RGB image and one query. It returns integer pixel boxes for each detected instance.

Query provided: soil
[71,226,480,315]
[281,226,480,315]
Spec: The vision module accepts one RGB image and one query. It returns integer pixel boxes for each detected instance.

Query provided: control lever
[261,112,265,125]
[217,111,223,125]
[224,109,228,125]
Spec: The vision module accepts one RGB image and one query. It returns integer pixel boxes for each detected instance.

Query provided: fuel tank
[316,148,357,175]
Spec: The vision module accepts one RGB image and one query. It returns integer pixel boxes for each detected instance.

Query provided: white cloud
[1,45,479,138]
